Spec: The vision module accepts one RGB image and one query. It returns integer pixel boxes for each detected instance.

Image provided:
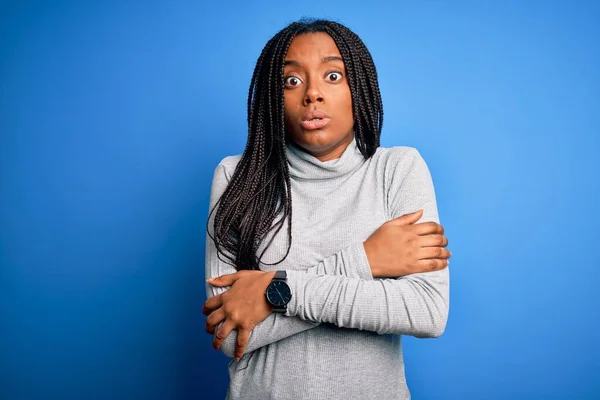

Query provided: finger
[205,308,226,334]
[207,272,240,287]
[202,294,223,316]
[213,320,236,350]
[393,209,423,226]
[234,327,251,361]
[417,258,449,271]
[414,222,444,236]
[419,247,452,260]
[418,234,448,248]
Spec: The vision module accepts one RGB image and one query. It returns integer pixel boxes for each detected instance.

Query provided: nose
[303,80,324,106]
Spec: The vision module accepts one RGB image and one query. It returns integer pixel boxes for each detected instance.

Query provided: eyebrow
[284,56,344,67]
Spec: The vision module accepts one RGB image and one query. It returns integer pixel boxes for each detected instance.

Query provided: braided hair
[208,18,384,270]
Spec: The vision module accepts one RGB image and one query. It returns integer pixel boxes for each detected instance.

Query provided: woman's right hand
[363,209,451,278]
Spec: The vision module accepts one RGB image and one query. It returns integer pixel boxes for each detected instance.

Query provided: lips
[301,109,331,130]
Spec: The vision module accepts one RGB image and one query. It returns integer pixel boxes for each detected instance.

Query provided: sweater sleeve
[205,160,374,358]
[284,148,450,337]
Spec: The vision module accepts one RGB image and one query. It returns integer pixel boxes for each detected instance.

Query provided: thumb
[394,209,424,225]
[207,273,238,287]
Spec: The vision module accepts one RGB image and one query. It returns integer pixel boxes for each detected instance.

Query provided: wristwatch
[265,270,292,313]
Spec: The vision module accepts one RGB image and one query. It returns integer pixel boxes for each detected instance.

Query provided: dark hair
[208,18,383,270]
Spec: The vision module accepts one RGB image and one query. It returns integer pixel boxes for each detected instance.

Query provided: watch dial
[266,281,292,307]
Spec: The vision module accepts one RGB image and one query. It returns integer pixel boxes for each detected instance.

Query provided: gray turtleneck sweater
[205,137,449,400]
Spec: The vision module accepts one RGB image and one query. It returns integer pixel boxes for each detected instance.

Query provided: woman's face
[283,32,354,162]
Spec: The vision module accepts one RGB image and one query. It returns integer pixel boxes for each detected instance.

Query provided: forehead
[285,32,342,61]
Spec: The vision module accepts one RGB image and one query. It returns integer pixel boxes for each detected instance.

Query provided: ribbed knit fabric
[205,136,449,400]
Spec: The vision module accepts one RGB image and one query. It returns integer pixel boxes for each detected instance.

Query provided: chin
[287,125,353,152]
[294,133,334,150]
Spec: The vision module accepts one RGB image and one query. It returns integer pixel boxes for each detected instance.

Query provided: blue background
[1,0,599,399]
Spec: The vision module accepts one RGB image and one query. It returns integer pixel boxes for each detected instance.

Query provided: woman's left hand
[203,270,276,360]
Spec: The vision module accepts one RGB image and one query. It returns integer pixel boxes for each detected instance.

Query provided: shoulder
[373,145,428,175]
[213,154,243,182]
[217,154,243,173]
[371,145,435,198]
[208,154,243,207]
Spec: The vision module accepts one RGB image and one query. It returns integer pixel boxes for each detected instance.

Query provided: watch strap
[272,304,287,313]
[273,270,287,280]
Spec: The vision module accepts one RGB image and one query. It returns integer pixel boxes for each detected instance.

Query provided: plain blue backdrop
[1,0,599,399]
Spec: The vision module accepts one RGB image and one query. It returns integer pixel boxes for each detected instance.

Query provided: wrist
[265,271,277,280]
[264,270,292,313]
[363,241,381,278]
[258,271,276,312]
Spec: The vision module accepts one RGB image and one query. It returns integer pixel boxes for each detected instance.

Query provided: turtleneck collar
[285,135,365,180]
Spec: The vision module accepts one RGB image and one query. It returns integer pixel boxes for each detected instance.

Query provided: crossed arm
[204,241,377,359]
[203,149,450,360]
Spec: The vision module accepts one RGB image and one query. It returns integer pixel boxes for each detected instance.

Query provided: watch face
[266,280,292,307]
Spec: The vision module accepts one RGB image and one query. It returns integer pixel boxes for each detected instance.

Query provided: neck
[305,135,355,162]
[285,135,365,180]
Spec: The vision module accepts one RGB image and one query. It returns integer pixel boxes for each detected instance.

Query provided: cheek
[283,101,293,127]
[284,94,300,121]
[339,88,354,124]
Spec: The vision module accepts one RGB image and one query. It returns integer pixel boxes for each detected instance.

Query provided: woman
[202,18,451,399]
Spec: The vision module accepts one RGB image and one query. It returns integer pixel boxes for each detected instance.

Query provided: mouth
[301,117,331,130]
[301,109,331,130]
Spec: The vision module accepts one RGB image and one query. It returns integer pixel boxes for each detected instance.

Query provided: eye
[284,76,302,87]
[326,71,343,82]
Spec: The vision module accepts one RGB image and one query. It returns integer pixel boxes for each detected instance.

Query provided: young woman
[202,18,451,399]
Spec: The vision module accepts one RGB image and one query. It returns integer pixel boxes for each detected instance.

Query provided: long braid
[208,19,384,271]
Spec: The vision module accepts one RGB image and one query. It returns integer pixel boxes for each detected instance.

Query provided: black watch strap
[274,270,287,280]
